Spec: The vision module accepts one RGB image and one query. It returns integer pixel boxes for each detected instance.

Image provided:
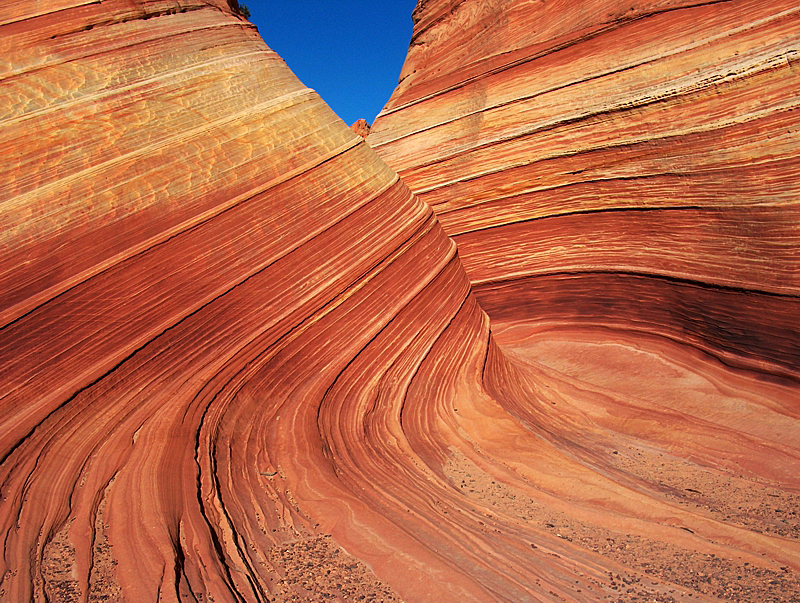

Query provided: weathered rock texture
[370,0,800,379]
[1,2,467,600]
[365,0,800,599]
[350,118,371,138]
[1,1,800,602]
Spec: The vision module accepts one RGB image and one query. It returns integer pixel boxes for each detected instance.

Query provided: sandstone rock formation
[1,1,799,603]
[370,0,800,378]
[367,0,800,599]
[350,118,371,138]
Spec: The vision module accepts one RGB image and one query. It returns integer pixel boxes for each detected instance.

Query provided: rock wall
[0,2,489,600]
[2,1,800,602]
[370,0,800,378]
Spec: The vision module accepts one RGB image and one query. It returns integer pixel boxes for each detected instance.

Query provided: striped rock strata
[368,0,800,600]
[1,1,799,602]
[370,0,800,378]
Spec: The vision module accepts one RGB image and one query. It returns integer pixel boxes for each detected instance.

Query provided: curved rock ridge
[366,1,800,599]
[2,2,800,603]
[370,0,800,378]
[0,2,479,600]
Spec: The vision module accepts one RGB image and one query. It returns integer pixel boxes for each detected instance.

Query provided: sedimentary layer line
[2,1,799,602]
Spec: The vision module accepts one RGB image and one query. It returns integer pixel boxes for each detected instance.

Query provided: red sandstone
[1,1,799,602]
[350,118,371,138]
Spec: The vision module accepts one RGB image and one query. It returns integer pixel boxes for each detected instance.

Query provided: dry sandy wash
[1,0,799,602]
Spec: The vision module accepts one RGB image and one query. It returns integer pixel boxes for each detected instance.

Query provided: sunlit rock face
[365,1,800,600]
[2,1,800,603]
[370,0,800,378]
[350,117,372,138]
[0,2,488,601]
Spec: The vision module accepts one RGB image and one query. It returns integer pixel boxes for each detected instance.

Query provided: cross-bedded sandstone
[2,1,799,602]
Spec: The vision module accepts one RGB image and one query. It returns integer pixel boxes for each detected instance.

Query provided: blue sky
[245,1,418,126]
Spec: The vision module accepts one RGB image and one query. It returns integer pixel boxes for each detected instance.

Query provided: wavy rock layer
[367,0,800,600]
[370,0,800,377]
[0,2,479,601]
[2,2,800,603]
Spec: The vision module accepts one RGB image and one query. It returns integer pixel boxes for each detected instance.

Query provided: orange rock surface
[370,0,800,377]
[350,118,371,138]
[1,1,799,603]
[369,0,800,599]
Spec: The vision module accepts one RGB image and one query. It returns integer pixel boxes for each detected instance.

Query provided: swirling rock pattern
[366,0,800,600]
[1,2,799,603]
[370,0,800,377]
